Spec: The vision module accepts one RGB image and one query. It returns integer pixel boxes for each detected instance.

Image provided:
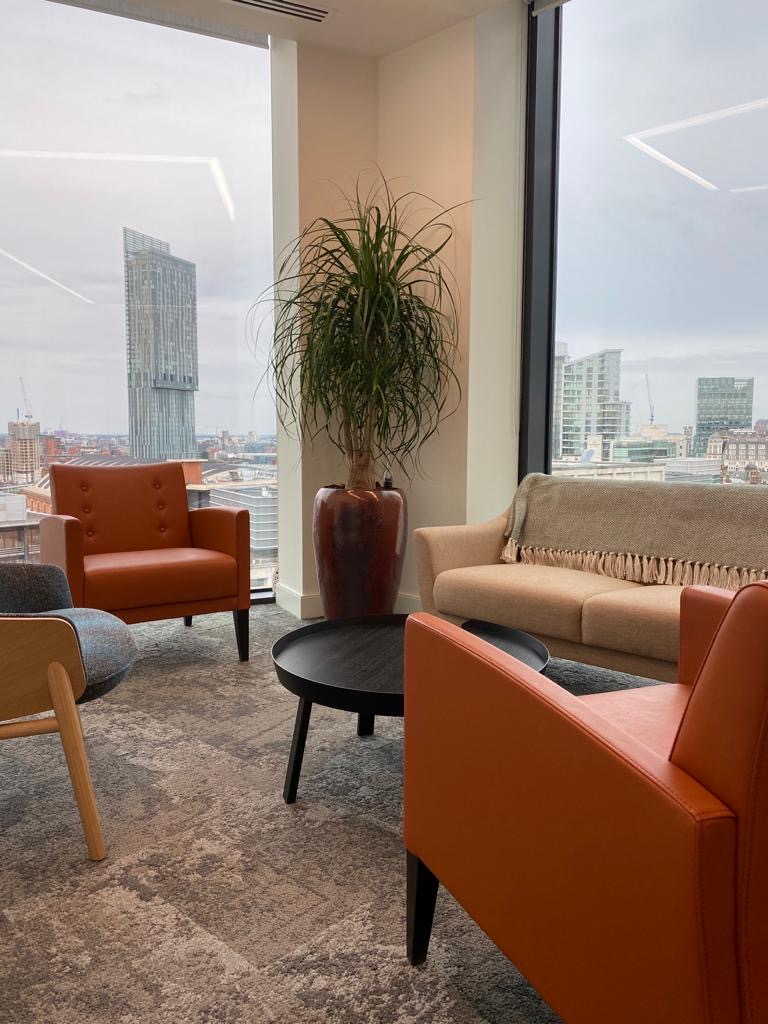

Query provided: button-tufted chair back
[49,463,192,555]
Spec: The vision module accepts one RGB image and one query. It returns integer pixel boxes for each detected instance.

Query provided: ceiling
[48,0,511,56]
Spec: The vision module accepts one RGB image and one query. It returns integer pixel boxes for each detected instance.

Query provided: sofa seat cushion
[433,564,640,643]
[83,548,237,611]
[580,683,691,758]
[582,585,683,663]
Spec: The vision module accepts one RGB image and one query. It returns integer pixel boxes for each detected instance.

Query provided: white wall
[272,2,528,616]
[378,19,476,606]
[271,40,380,617]
[467,2,528,522]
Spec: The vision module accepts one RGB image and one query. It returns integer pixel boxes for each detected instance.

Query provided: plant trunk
[347,451,375,490]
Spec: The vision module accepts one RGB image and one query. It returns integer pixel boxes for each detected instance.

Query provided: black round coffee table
[272,614,549,804]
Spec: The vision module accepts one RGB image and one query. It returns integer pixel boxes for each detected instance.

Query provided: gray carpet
[0,606,658,1024]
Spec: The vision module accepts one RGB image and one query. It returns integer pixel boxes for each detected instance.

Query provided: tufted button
[82,506,91,514]
[87,529,95,537]
[157,502,165,511]
[153,482,161,489]
[81,483,89,492]
[159,525,167,532]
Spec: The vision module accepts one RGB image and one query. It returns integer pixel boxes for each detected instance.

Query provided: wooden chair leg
[48,662,107,862]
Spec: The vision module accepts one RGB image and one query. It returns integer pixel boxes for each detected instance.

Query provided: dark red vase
[313,485,407,618]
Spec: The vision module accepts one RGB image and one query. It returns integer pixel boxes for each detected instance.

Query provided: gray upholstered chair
[0,564,138,860]
[0,564,137,702]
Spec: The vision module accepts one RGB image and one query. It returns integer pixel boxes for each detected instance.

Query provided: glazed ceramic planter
[313,485,407,619]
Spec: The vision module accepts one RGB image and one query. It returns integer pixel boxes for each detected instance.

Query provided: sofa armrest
[39,515,85,606]
[413,513,507,613]
[189,507,250,608]
[678,585,736,686]
[404,612,737,1023]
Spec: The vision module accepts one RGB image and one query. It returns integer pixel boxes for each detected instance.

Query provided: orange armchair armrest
[404,613,738,1024]
[39,514,85,605]
[678,585,736,686]
[189,507,250,607]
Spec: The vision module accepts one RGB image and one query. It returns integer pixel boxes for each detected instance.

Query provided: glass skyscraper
[693,377,754,457]
[124,228,198,460]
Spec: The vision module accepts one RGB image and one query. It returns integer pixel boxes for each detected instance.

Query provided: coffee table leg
[284,698,312,804]
[357,712,375,737]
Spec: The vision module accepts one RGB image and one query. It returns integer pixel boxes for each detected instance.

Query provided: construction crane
[645,373,655,425]
[18,376,33,421]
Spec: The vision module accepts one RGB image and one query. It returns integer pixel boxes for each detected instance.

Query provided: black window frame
[518,4,563,481]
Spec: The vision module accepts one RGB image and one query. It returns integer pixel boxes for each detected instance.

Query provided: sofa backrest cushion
[503,473,768,589]
[49,462,192,555]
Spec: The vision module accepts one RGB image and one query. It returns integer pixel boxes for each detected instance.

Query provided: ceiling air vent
[226,0,330,23]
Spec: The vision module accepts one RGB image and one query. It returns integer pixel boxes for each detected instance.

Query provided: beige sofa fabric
[414,514,508,614]
[582,585,683,663]
[413,475,759,681]
[433,564,639,643]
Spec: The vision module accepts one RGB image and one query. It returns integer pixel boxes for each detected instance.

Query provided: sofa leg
[233,609,249,662]
[183,616,193,627]
[407,850,439,966]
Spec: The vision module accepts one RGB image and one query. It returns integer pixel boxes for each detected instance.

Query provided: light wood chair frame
[0,616,106,861]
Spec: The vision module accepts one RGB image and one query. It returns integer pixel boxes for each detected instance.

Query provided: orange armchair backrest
[671,580,768,1024]
[49,463,192,555]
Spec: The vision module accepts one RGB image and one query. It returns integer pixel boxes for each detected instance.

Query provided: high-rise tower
[693,377,754,457]
[124,228,198,460]
[560,349,631,461]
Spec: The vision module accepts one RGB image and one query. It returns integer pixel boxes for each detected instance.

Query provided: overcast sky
[1,0,274,436]
[557,0,768,432]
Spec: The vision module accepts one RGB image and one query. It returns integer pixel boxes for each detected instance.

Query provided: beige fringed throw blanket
[503,473,768,591]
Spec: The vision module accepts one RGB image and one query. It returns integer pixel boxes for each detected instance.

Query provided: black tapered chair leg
[407,850,439,965]
[233,608,249,661]
[183,616,193,627]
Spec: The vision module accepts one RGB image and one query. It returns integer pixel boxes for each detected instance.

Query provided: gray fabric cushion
[45,608,138,702]
[0,564,73,613]
[0,564,136,701]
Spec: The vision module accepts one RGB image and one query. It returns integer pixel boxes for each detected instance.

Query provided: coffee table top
[272,614,549,717]
[273,615,407,716]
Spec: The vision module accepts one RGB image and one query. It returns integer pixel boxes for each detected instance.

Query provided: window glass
[553,0,768,486]
[0,0,276,585]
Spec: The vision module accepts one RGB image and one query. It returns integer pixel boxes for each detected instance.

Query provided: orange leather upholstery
[40,463,251,657]
[49,462,193,554]
[83,549,237,610]
[672,581,768,1024]
[403,591,765,1024]
[678,584,735,685]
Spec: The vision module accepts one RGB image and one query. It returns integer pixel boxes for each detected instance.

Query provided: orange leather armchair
[40,463,251,660]
[404,581,768,1024]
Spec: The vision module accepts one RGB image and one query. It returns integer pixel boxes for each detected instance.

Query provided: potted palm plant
[265,175,461,618]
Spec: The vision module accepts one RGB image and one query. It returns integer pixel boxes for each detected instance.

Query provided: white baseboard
[275,583,323,620]
[276,584,422,620]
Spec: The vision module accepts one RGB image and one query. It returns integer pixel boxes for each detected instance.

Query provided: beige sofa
[414,473,768,682]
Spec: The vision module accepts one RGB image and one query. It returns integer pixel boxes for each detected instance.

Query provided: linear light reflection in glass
[623,95,768,192]
[0,247,94,304]
[0,149,235,221]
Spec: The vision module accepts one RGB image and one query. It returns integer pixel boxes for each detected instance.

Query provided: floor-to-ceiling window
[0,0,276,587]
[526,0,768,485]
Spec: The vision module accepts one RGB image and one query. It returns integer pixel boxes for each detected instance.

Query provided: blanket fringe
[500,541,764,592]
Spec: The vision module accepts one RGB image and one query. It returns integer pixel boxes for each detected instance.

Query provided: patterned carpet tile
[0,606,602,1024]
